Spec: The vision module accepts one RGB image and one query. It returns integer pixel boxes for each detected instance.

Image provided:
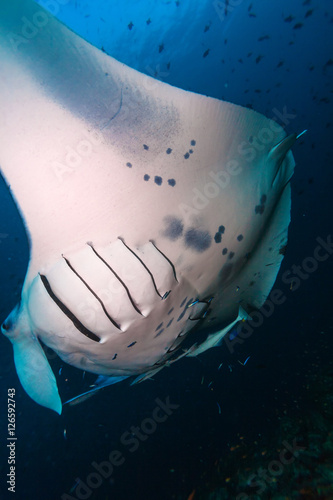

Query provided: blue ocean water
[0,0,332,499]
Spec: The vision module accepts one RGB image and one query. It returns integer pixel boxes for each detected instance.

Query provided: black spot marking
[154,176,162,186]
[219,225,225,234]
[279,244,287,255]
[166,148,172,154]
[177,297,194,322]
[222,247,228,255]
[144,174,150,181]
[189,149,193,154]
[184,152,190,159]
[127,341,137,348]
[214,232,222,243]
[126,162,132,168]
[219,263,233,281]
[143,144,149,150]
[180,297,188,308]
[155,329,164,338]
[237,234,244,241]
[185,228,212,252]
[163,216,184,241]
[155,323,163,331]
[191,140,196,146]
[255,194,267,215]
[112,353,117,360]
[166,318,174,328]
[255,204,265,215]
[229,251,235,259]
[168,307,174,315]
[168,179,176,187]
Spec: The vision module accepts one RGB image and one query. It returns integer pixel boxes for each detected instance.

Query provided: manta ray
[0,0,301,414]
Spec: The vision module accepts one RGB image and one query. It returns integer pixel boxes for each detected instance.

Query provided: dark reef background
[0,1,332,499]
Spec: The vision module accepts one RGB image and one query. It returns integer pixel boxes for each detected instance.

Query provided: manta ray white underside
[0,0,299,414]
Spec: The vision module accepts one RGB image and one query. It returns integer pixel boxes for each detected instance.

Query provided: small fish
[256,55,264,64]
[216,402,221,414]
[293,22,304,29]
[63,428,67,440]
[159,43,164,53]
[203,49,210,58]
[238,356,251,366]
[146,18,152,25]
[258,35,270,42]
[276,60,284,68]
[218,363,223,370]
[305,9,313,18]
[128,22,134,30]
[284,15,295,23]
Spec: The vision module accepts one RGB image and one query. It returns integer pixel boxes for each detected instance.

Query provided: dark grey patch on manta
[166,148,172,154]
[144,174,150,181]
[191,139,196,146]
[261,194,267,204]
[219,263,234,281]
[112,353,117,360]
[222,248,228,255]
[229,251,235,259]
[155,176,163,186]
[143,144,149,150]
[184,152,190,159]
[155,322,163,331]
[126,162,132,168]
[163,216,184,241]
[168,307,174,315]
[127,341,137,348]
[168,179,176,187]
[219,225,225,234]
[237,234,244,241]
[189,149,193,154]
[185,228,212,252]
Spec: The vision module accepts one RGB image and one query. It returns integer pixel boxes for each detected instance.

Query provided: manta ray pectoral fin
[2,305,62,414]
[12,337,62,414]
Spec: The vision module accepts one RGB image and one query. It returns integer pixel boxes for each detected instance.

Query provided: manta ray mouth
[39,274,101,342]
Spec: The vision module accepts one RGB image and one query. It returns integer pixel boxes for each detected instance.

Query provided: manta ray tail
[1,305,62,414]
